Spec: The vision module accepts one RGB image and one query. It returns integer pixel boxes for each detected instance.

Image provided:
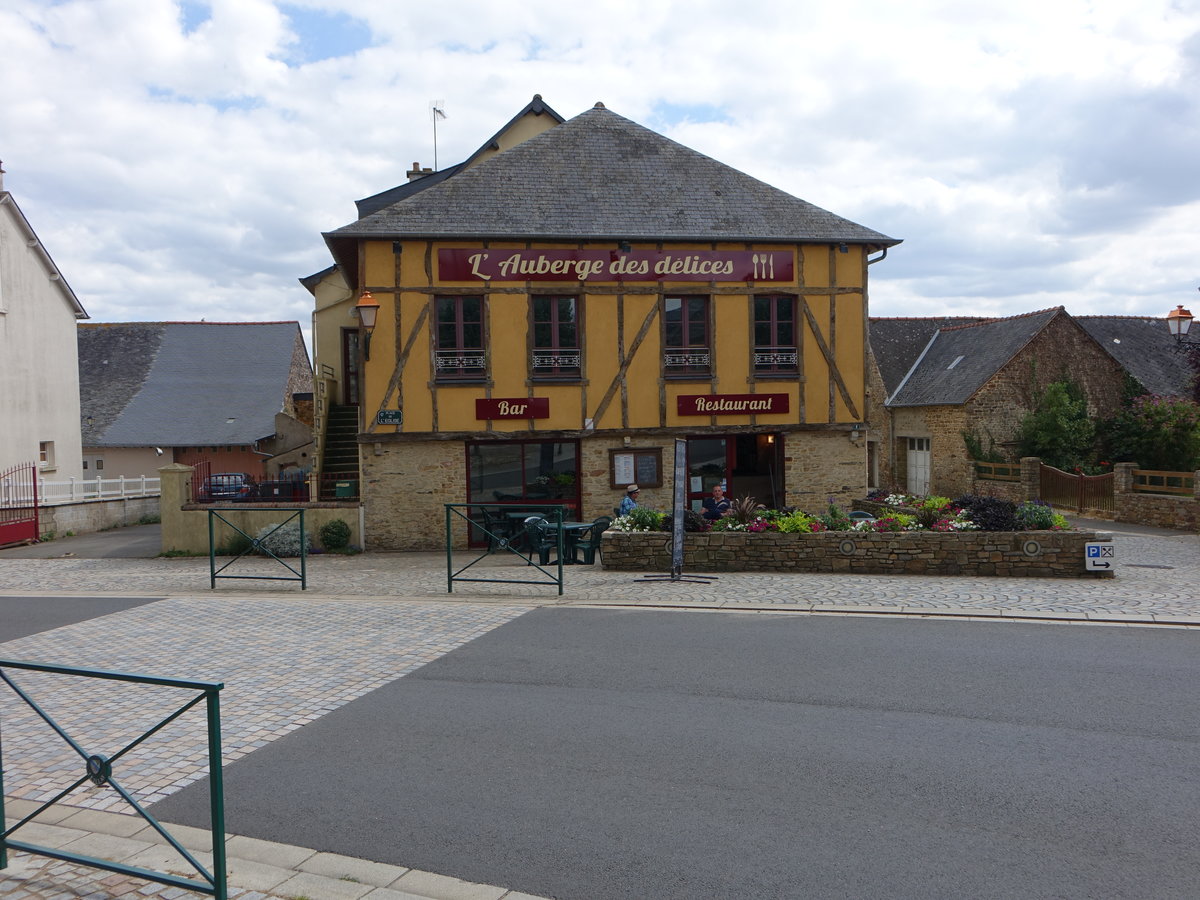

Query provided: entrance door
[686,435,784,512]
[906,437,931,495]
[341,328,361,406]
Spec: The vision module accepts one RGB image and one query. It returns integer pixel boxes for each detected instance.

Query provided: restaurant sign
[439,249,793,283]
[677,393,790,416]
[476,398,550,419]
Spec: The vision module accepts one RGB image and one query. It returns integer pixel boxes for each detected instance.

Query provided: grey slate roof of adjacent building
[869,316,987,397]
[78,322,306,447]
[324,101,899,279]
[1075,315,1193,397]
[885,308,1064,407]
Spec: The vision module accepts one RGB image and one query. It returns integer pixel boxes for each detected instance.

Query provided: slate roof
[324,101,899,279]
[1075,315,1193,398]
[353,94,566,219]
[885,308,1064,406]
[869,317,986,397]
[78,322,308,447]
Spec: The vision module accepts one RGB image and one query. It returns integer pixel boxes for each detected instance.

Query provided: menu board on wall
[608,448,663,489]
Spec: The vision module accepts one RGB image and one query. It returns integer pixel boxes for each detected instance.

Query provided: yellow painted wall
[352,239,869,436]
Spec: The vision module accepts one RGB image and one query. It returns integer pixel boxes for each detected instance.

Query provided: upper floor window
[753,295,799,375]
[664,295,710,377]
[531,295,581,379]
[435,295,485,381]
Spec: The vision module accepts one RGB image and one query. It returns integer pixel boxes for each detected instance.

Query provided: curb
[3,800,548,900]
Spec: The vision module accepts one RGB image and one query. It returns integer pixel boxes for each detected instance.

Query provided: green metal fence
[208,507,307,589]
[445,503,565,595]
[0,659,227,898]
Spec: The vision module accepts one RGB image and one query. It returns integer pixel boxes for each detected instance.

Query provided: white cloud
[0,0,1197,352]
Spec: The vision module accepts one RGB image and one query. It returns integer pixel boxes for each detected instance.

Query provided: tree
[1097,394,1200,472]
[1014,380,1094,470]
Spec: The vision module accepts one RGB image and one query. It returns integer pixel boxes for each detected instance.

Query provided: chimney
[407,162,434,181]
[0,160,6,192]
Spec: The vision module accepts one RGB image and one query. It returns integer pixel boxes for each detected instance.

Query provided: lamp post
[1166,289,1200,349]
[354,290,380,360]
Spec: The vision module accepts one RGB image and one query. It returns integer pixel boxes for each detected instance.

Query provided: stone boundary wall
[39,496,160,540]
[601,530,1113,578]
[159,463,360,554]
[1114,494,1200,531]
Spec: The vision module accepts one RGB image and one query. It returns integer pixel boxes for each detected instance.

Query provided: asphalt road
[0,524,162,559]
[0,595,162,643]
[150,609,1200,900]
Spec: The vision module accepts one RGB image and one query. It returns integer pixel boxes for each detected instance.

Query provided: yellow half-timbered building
[313,96,899,550]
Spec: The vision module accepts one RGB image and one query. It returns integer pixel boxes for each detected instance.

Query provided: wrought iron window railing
[435,349,486,378]
[753,346,799,372]
[664,350,711,373]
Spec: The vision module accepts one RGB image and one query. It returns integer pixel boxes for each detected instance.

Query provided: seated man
[618,484,640,516]
[702,484,731,520]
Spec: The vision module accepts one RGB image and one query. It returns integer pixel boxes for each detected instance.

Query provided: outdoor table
[558,521,595,563]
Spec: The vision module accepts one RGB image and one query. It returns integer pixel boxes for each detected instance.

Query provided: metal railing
[0,659,227,898]
[208,508,307,589]
[1132,469,1195,496]
[38,476,161,505]
[753,346,799,371]
[445,503,565,595]
[974,461,1021,482]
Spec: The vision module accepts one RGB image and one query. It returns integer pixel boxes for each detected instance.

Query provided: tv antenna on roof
[430,101,447,171]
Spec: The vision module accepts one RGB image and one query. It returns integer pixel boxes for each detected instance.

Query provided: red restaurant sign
[677,393,791,416]
[439,249,793,283]
[476,398,550,419]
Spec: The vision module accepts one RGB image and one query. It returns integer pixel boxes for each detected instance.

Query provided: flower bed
[600,529,1113,578]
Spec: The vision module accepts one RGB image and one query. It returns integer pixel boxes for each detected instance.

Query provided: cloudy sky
[2,0,1198,347]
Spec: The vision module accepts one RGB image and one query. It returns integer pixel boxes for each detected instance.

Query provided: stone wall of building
[601,529,1112,578]
[780,430,865,509]
[361,439,466,550]
[964,315,1127,457]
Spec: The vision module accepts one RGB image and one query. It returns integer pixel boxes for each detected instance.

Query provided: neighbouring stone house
[867,307,1134,497]
[78,321,315,480]
[310,95,901,550]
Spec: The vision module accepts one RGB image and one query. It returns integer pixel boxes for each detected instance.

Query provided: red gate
[0,462,39,547]
[1039,463,1114,514]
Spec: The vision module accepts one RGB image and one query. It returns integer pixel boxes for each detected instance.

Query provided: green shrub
[218,532,253,556]
[774,510,824,533]
[1015,500,1056,530]
[252,522,310,557]
[319,518,352,550]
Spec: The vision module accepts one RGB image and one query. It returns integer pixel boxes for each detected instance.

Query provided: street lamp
[354,290,380,360]
[1166,289,1200,349]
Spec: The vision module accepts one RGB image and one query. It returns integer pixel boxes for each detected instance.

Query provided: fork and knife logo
[752,253,776,280]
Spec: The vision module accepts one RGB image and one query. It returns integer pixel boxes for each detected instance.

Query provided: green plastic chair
[522,516,560,565]
[572,516,612,565]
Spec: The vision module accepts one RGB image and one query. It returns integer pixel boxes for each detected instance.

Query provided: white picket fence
[38,476,161,506]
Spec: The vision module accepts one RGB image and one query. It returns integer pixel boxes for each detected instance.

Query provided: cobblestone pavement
[1,529,1199,622]
[1,523,1196,898]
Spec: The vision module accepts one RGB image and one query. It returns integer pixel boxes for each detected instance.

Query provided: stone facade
[877,314,1128,498]
[362,430,867,551]
[601,529,1113,578]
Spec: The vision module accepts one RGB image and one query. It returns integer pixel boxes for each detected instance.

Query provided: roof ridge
[938,306,1064,333]
[80,320,300,327]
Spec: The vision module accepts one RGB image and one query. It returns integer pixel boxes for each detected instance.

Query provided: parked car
[202,472,256,502]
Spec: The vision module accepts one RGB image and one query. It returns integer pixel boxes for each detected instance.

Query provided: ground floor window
[467,440,580,507]
[685,433,784,511]
[466,439,581,547]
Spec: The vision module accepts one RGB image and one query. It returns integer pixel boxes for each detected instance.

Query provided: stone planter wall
[601,529,1113,578]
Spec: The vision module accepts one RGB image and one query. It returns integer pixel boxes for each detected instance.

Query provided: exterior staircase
[320,404,361,499]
